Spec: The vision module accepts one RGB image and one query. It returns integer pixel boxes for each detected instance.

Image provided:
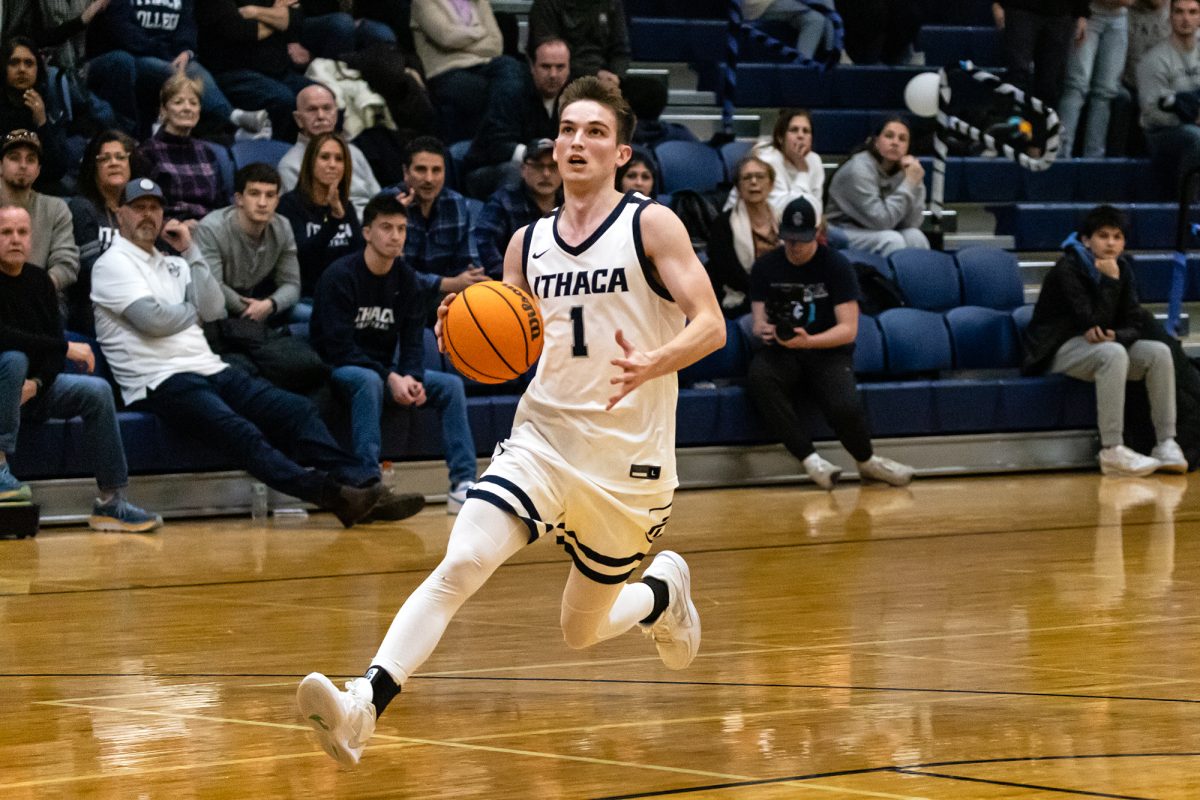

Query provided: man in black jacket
[462,38,568,199]
[0,204,161,530]
[1023,204,1187,476]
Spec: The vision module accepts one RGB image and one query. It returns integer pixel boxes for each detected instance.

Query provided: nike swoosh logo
[532,248,549,259]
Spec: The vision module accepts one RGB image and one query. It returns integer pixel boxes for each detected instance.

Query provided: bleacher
[23,0,1189,522]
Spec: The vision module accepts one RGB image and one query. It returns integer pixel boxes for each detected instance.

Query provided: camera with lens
[766,287,805,341]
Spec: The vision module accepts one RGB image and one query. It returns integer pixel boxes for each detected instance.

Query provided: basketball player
[296,77,727,767]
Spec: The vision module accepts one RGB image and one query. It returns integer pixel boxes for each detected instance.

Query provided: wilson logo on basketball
[444,281,545,384]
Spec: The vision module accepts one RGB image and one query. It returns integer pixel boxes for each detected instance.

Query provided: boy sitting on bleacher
[1022,204,1188,477]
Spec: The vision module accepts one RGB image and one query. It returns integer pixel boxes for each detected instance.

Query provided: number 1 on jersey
[570,305,588,357]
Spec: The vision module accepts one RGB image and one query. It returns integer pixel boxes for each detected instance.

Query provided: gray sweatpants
[1049,336,1176,447]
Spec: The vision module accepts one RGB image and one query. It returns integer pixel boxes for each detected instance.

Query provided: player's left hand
[607,329,657,410]
[780,328,811,349]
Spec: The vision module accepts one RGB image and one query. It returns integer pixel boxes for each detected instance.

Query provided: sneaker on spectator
[802,452,842,490]
[1150,439,1188,474]
[1099,445,1160,477]
[297,672,376,768]
[857,455,914,486]
[638,550,701,670]
[446,481,473,515]
[89,496,163,533]
[230,108,269,133]
[0,462,30,502]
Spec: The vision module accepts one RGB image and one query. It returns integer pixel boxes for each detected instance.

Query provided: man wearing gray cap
[746,197,914,490]
[91,178,425,527]
[471,138,561,277]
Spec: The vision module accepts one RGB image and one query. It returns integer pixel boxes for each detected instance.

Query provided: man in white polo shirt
[91,178,425,527]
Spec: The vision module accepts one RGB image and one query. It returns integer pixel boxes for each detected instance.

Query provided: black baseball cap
[779,197,818,242]
[524,138,555,161]
[122,177,165,205]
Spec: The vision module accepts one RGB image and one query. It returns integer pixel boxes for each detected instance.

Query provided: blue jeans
[213,69,314,142]
[428,55,525,143]
[331,366,476,486]
[301,14,398,58]
[136,366,377,503]
[87,51,235,136]
[0,351,129,491]
[1146,124,1200,193]
[757,0,836,59]
[1059,9,1128,157]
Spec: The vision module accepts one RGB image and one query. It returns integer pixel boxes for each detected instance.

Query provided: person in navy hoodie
[310,193,477,515]
[85,0,268,137]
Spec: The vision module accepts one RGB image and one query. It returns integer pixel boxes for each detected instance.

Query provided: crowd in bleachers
[2,0,1199,532]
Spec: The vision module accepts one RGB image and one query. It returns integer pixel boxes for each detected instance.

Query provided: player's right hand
[434,292,456,353]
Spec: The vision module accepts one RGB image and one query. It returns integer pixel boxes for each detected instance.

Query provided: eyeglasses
[739,172,769,183]
[95,152,130,164]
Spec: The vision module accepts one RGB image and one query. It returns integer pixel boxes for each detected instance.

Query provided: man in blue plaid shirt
[385,137,486,305]
[470,138,561,278]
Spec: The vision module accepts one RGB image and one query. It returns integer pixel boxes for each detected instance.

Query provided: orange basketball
[443,281,544,384]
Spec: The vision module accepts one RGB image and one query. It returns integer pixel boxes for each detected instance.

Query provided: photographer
[746,197,914,490]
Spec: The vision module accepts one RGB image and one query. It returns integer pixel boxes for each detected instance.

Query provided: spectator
[529,0,630,85]
[0,204,162,530]
[708,155,779,318]
[196,0,313,143]
[471,137,560,277]
[726,108,823,219]
[411,0,525,143]
[298,0,397,60]
[462,37,567,199]
[622,74,697,150]
[0,129,79,317]
[390,136,486,302]
[746,197,914,490]
[1137,0,1200,191]
[741,0,837,62]
[0,37,70,190]
[137,73,225,224]
[1022,204,1186,476]
[994,1,1090,108]
[279,132,364,311]
[1059,1,1129,157]
[841,0,921,65]
[1126,0,1170,88]
[67,129,137,334]
[277,84,381,217]
[91,177,425,526]
[825,117,928,256]
[311,194,477,515]
[85,0,269,138]
[615,147,659,196]
[194,163,299,325]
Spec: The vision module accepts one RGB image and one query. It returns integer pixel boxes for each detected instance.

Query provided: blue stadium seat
[853,314,885,374]
[1022,159,1077,201]
[945,306,1020,369]
[962,158,1021,202]
[680,318,751,385]
[1011,304,1033,335]
[201,141,235,201]
[629,18,726,62]
[654,141,725,193]
[918,25,1003,67]
[919,156,964,203]
[842,247,891,279]
[889,249,961,310]
[878,307,953,374]
[809,110,883,154]
[720,140,754,182]
[733,64,831,108]
[955,246,1024,309]
[830,66,927,109]
[231,139,291,171]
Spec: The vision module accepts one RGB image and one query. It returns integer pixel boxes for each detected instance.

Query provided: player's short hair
[404,135,446,168]
[234,162,281,194]
[363,194,408,227]
[559,76,636,146]
[1080,204,1129,238]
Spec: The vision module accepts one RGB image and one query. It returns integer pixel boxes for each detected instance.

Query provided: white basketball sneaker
[297,672,376,767]
[639,551,701,670]
[1099,445,1160,478]
[802,452,842,490]
[1150,439,1188,474]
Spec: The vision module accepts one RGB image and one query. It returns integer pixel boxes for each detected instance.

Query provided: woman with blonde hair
[136,72,225,223]
[708,154,779,317]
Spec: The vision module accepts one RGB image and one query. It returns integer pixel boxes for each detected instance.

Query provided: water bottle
[381,460,395,489]
[250,482,268,521]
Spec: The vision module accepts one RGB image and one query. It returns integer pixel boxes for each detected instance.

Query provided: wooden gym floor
[2,471,1199,799]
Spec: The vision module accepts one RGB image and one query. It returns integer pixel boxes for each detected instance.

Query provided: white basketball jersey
[513,192,686,495]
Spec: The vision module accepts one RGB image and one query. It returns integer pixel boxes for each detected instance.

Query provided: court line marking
[892,768,1151,800]
[849,648,1197,686]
